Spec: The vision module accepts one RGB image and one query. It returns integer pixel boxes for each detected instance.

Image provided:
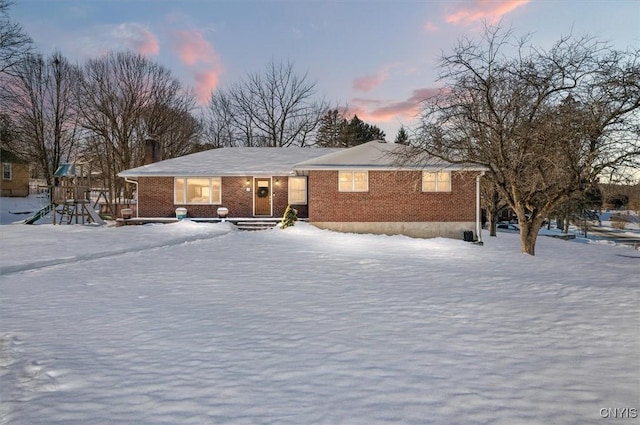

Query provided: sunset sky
[10,0,640,138]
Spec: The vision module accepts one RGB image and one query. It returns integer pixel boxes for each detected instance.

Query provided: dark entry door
[254,178,271,216]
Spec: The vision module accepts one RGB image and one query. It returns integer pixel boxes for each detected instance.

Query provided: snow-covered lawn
[1,201,638,424]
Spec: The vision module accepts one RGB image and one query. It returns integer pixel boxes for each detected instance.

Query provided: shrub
[281,205,298,229]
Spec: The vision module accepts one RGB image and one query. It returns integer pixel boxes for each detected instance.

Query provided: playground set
[23,162,112,225]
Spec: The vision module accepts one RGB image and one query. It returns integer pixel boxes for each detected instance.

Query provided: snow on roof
[118,141,487,178]
[118,146,343,177]
[293,140,487,171]
[293,140,404,169]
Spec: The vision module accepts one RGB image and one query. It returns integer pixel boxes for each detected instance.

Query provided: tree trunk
[485,189,501,237]
[489,216,498,237]
[519,221,540,255]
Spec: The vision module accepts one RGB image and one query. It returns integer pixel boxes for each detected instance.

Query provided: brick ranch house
[118,140,487,240]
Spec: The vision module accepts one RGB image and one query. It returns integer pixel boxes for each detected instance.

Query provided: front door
[254,178,271,216]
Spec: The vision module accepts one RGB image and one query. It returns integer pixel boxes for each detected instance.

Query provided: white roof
[118,141,486,178]
[294,140,486,171]
[118,147,342,177]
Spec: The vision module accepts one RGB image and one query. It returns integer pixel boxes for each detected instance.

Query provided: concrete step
[235,221,279,231]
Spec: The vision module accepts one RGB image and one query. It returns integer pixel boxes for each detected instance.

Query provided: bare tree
[204,60,327,147]
[202,90,239,149]
[416,26,640,255]
[481,178,509,237]
[139,102,202,158]
[1,51,81,185]
[0,0,32,75]
[0,113,12,143]
[78,51,197,204]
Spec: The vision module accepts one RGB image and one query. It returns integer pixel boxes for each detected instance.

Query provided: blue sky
[10,0,640,138]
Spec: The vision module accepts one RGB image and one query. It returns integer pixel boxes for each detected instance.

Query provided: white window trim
[338,170,369,192]
[422,171,452,193]
[2,163,12,180]
[288,176,307,205]
[174,177,222,205]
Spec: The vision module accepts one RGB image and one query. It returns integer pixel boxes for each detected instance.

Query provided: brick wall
[137,175,300,218]
[137,177,173,217]
[307,170,478,222]
[136,171,478,223]
[220,176,254,217]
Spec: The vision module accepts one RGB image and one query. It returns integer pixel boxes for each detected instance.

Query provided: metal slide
[84,205,106,225]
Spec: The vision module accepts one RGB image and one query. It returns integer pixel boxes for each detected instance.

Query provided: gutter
[476,172,485,244]
[292,165,490,172]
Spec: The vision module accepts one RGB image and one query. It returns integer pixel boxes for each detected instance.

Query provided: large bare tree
[205,60,327,147]
[0,0,32,75]
[78,51,198,204]
[415,26,640,255]
[139,102,202,159]
[1,51,81,185]
[202,90,238,149]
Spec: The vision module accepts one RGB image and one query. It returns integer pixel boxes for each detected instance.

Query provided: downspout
[476,171,485,244]
[124,177,139,218]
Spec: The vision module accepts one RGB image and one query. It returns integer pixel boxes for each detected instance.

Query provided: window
[2,163,11,180]
[339,171,368,192]
[174,177,221,204]
[422,171,451,192]
[288,176,307,204]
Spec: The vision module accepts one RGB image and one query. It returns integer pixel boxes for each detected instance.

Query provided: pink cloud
[170,29,224,103]
[424,21,439,32]
[75,23,160,58]
[194,70,220,103]
[352,88,441,123]
[353,64,405,92]
[114,23,159,56]
[172,29,219,66]
[353,70,389,92]
[446,0,530,25]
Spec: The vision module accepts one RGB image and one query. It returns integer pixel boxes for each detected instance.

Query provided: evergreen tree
[346,115,386,145]
[394,126,409,145]
[315,109,348,147]
[315,111,386,147]
[281,205,298,229]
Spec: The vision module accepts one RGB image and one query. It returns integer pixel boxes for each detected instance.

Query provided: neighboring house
[0,149,30,197]
[118,140,487,239]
